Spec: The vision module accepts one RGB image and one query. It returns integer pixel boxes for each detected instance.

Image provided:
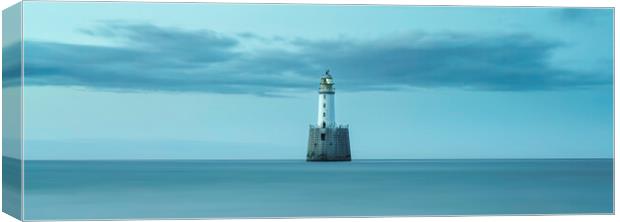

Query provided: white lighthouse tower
[307,70,351,161]
[317,70,335,128]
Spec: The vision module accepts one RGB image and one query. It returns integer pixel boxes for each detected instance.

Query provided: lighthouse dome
[320,70,334,85]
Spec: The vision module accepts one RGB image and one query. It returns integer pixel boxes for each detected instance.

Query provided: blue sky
[16,2,613,159]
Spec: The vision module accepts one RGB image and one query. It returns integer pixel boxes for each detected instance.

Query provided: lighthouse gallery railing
[309,124,349,129]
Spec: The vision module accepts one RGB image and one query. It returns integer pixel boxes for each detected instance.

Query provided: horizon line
[5,157,614,161]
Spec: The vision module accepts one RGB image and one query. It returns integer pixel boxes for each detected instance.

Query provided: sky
[12,1,613,159]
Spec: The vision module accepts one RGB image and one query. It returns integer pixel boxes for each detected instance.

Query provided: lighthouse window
[323,103,326,108]
[323,112,325,117]
[323,95,326,99]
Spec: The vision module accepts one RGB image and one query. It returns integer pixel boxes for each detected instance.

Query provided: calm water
[23,159,613,220]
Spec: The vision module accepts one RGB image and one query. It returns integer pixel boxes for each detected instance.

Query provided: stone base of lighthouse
[307,127,351,161]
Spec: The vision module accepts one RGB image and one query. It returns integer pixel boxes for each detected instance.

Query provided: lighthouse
[307,70,351,161]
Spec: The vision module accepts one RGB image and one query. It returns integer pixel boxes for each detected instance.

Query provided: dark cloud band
[17,22,612,95]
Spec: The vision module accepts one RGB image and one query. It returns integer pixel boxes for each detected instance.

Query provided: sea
[17,158,614,220]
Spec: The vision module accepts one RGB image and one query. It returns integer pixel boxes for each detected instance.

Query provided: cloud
[21,22,611,95]
[2,42,21,87]
[555,8,613,24]
[297,33,611,91]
